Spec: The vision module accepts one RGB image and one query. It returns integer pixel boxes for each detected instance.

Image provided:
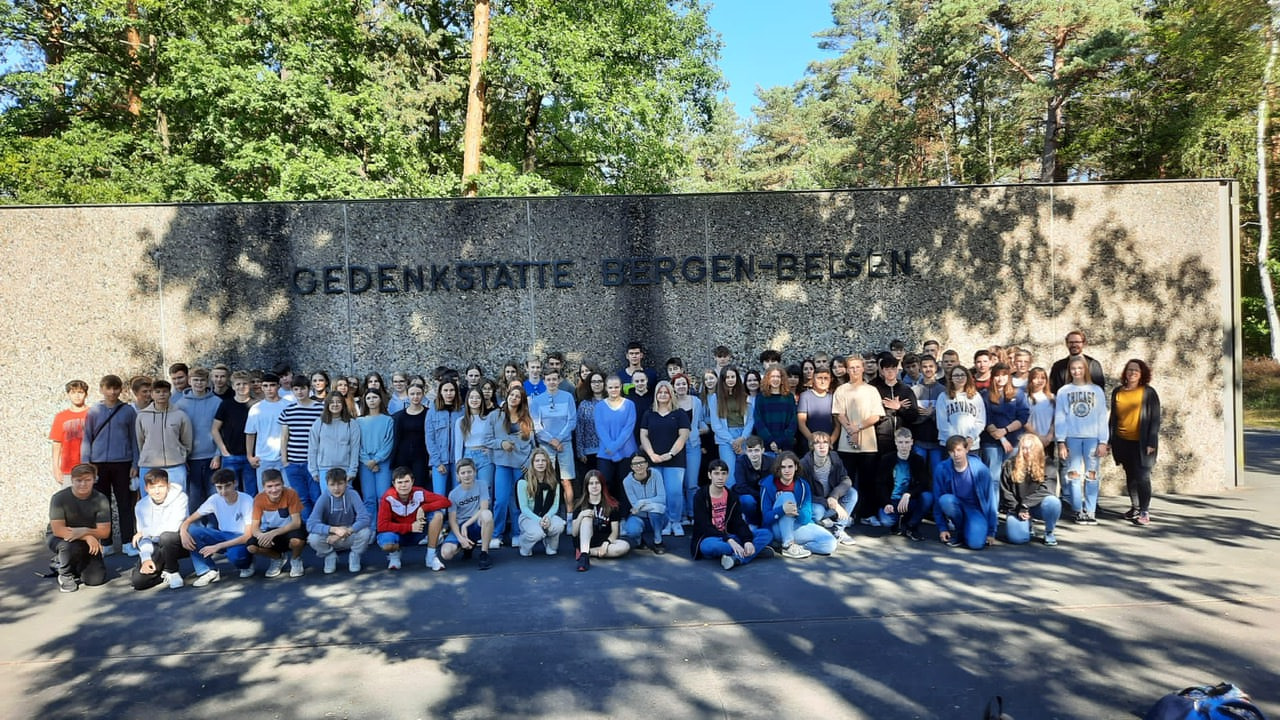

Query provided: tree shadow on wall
[132,203,301,373]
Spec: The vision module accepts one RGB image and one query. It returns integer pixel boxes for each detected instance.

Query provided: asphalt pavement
[1,435,1277,719]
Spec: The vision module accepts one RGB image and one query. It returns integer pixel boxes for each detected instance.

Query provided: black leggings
[1111,437,1152,512]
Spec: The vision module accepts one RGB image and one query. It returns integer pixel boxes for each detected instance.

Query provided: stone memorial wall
[0,180,1241,540]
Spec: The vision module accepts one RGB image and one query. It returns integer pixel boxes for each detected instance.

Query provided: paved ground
[2,437,1278,720]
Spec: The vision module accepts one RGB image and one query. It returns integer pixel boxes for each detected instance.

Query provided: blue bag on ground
[1144,683,1266,720]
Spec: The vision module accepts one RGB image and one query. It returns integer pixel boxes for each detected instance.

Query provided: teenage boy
[870,353,917,459]
[665,357,685,381]
[799,432,857,546]
[797,367,837,449]
[244,468,306,578]
[130,375,153,412]
[531,368,577,503]
[619,342,657,391]
[48,464,112,593]
[713,345,733,375]
[832,355,883,523]
[545,352,565,377]
[934,435,997,550]
[130,468,190,590]
[50,379,90,489]
[900,353,923,388]
[876,429,934,541]
[939,350,961,376]
[136,380,193,494]
[439,459,494,570]
[622,454,667,554]
[690,459,773,570]
[910,355,946,470]
[922,339,941,360]
[245,372,289,490]
[972,350,993,393]
[732,436,772,526]
[210,364,233,400]
[168,363,190,394]
[211,371,257,495]
[1010,349,1032,388]
[180,468,255,587]
[888,339,907,362]
[523,355,546,397]
[626,372,653,443]
[176,367,222,515]
[81,374,139,556]
[378,466,451,571]
[307,468,373,573]
[278,374,325,518]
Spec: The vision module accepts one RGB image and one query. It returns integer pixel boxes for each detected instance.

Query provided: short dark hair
[325,468,348,484]
[144,468,169,486]
[65,379,88,393]
[212,468,236,486]
[151,380,172,392]
[665,357,684,368]
[707,459,729,473]
[713,345,731,358]
[945,435,969,453]
[168,363,189,375]
[456,457,477,472]
[99,374,123,390]
[261,468,284,485]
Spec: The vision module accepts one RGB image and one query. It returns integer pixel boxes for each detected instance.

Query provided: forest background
[2,0,1278,416]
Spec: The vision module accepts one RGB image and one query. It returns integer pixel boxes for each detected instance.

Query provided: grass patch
[1244,358,1280,429]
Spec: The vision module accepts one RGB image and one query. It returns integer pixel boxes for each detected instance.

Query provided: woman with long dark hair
[1110,359,1160,526]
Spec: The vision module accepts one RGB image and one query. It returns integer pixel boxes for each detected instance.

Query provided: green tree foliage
[0,0,724,202]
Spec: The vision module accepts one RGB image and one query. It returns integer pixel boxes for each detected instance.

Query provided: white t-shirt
[244,397,289,462]
[196,492,255,534]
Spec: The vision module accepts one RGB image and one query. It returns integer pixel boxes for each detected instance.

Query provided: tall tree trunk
[38,0,65,135]
[522,90,542,173]
[1258,0,1280,361]
[461,0,491,197]
[125,0,142,119]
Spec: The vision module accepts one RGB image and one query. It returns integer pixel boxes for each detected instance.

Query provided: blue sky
[706,1,836,119]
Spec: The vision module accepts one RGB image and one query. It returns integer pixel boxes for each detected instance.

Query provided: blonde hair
[524,447,558,502]
[1010,434,1045,483]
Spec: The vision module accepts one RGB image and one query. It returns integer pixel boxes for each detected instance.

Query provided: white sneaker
[545,544,557,556]
[387,551,402,570]
[239,566,255,578]
[122,544,140,557]
[193,569,220,587]
[488,539,503,550]
[265,558,284,578]
[428,555,445,572]
[323,554,338,574]
[781,543,812,559]
[348,554,362,573]
[834,528,857,546]
[289,558,304,577]
[164,571,184,589]
[720,554,736,571]
[672,524,685,537]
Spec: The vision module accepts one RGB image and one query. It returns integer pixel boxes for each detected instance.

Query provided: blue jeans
[186,457,216,516]
[222,454,255,496]
[464,447,495,493]
[698,528,774,565]
[1062,437,1100,513]
[771,491,837,554]
[813,486,859,530]
[623,511,666,545]
[187,525,251,575]
[377,530,428,548]
[284,463,321,520]
[494,464,520,540]
[1002,496,1063,544]
[657,466,686,526]
[360,462,394,523]
[684,443,702,518]
[876,491,934,530]
[431,461,453,497]
[717,427,746,485]
[938,494,991,550]
[737,492,761,527]
[914,443,944,473]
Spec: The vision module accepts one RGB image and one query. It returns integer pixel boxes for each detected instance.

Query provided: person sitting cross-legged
[690,459,773,571]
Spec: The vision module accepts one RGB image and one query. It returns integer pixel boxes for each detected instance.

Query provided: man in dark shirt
[47,463,112,592]
[1049,330,1106,393]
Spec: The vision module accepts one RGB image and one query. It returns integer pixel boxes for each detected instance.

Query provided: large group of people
[45,330,1161,592]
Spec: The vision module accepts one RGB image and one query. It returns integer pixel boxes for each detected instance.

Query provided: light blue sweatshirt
[357,414,395,464]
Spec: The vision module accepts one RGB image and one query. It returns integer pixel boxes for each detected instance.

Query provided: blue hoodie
[176,390,222,460]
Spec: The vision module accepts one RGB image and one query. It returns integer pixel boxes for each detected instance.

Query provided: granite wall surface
[0,181,1241,541]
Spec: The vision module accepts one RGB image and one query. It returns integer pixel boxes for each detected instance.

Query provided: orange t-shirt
[252,488,304,531]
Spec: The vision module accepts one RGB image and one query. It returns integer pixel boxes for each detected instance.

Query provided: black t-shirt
[49,487,111,529]
[393,409,428,465]
[214,398,253,455]
[586,502,621,547]
[640,408,691,466]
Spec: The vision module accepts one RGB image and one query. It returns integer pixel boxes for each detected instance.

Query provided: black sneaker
[1122,508,1139,521]
[58,574,78,593]
[756,546,776,559]
[577,553,590,572]
[477,551,493,571]
[1074,511,1088,524]
[462,547,474,560]
[945,536,962,548]
[906,527,925,541]
[1085,513,1099,525]
[650,542,667,555]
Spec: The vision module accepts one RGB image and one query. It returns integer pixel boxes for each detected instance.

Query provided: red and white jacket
[377,486,451,534]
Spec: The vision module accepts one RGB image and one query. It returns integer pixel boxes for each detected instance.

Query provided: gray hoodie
[135,405,193,468]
